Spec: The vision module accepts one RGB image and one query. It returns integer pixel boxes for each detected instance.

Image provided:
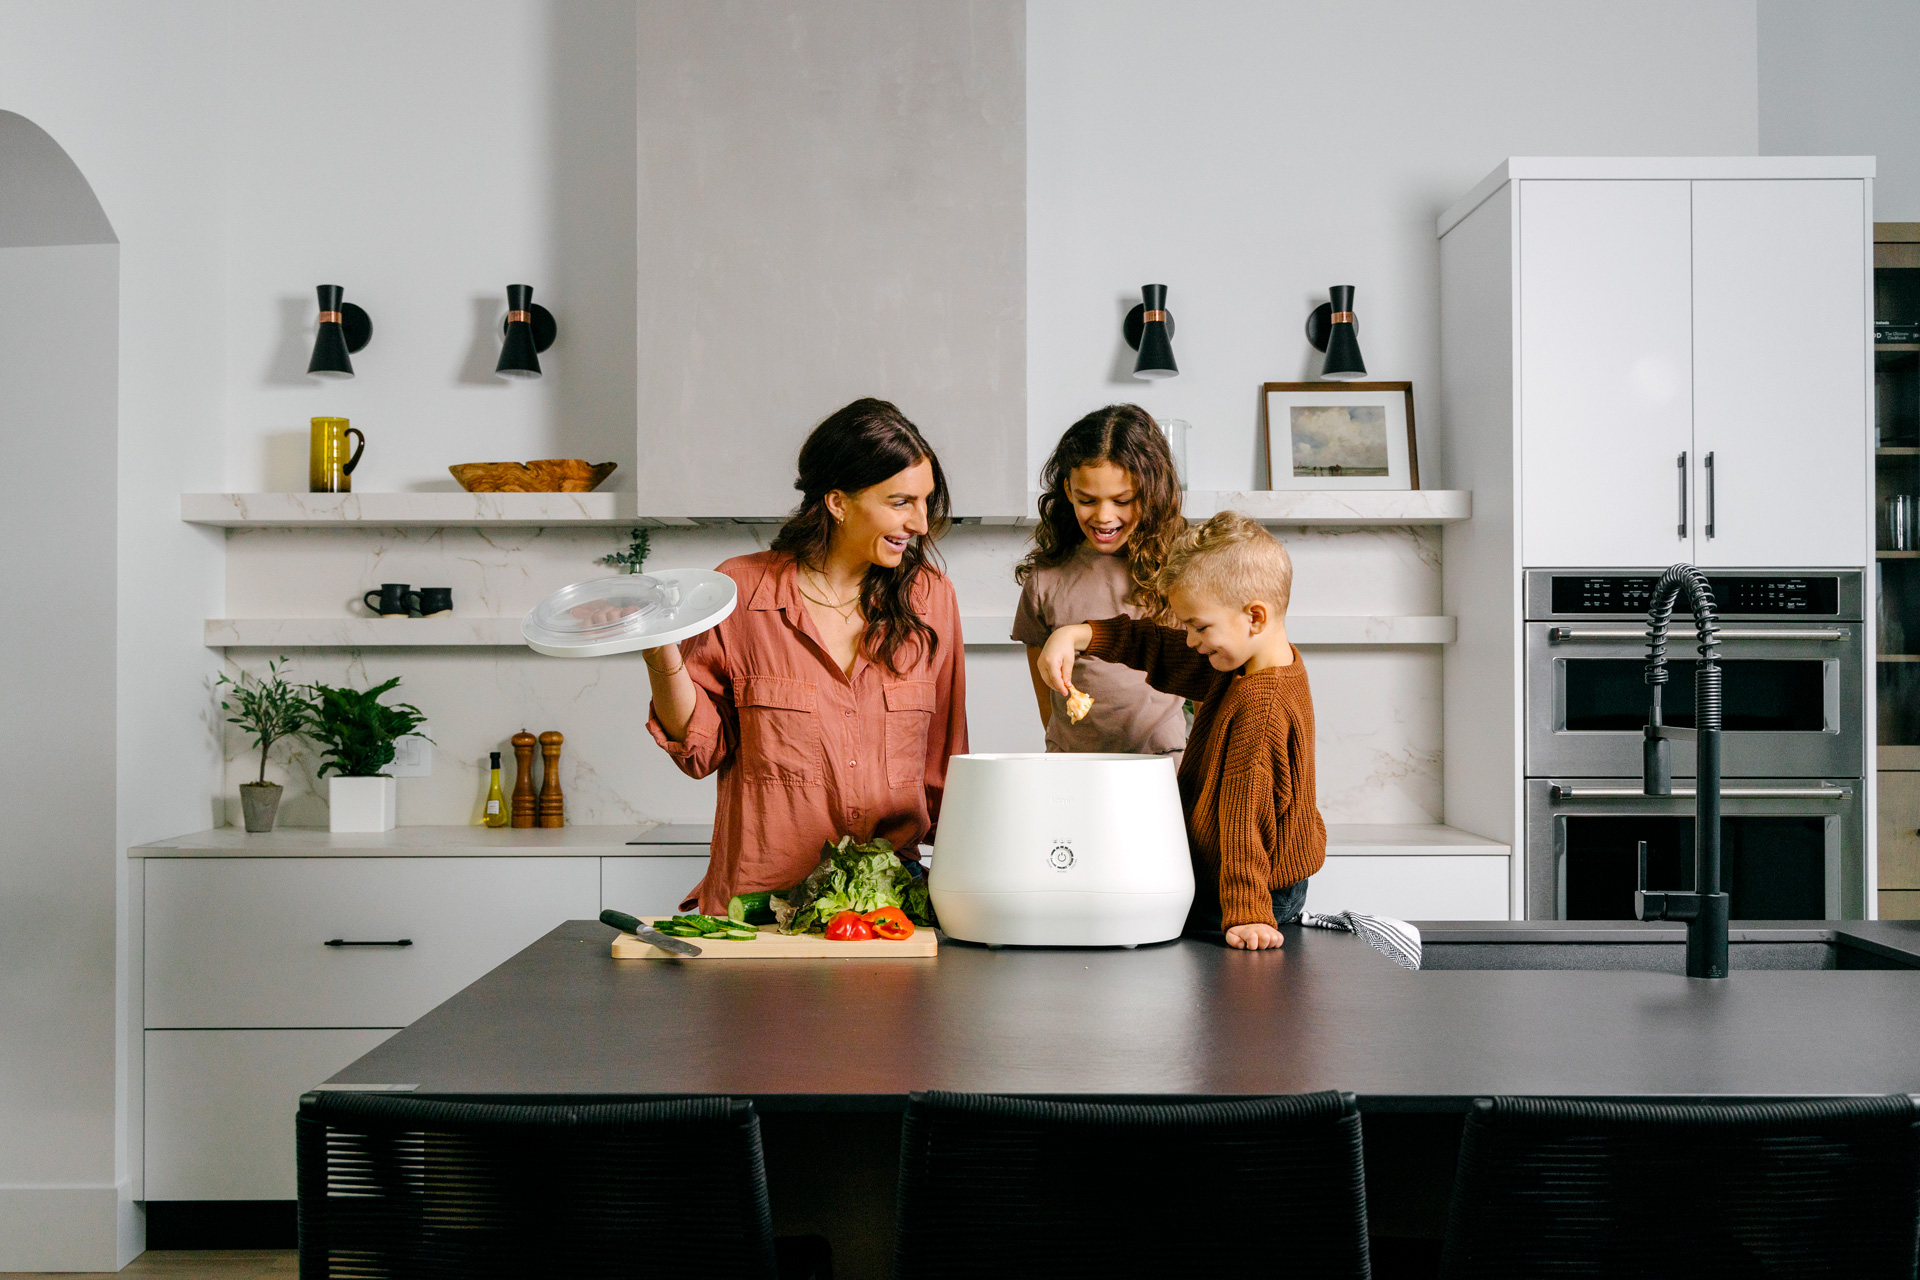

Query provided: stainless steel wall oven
[1523,570,1865,920]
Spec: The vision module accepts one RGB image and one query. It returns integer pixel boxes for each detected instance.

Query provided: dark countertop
[326,919,1920,1112]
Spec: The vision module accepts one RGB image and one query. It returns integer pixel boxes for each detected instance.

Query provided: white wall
[0,236,121,1271]
[0,3,230,1265]
[1027,0,1761,491]
[1760,0,1920,220]
[222,1,638,494]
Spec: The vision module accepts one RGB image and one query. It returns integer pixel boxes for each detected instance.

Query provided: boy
[1038,512,1324,950]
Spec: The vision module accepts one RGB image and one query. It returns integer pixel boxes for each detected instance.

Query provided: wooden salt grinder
[510,731,538,828]
[537,731,565,827]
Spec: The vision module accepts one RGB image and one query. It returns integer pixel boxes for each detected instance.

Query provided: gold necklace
[799,564,862,621]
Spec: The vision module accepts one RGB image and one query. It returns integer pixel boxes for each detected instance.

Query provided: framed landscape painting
[1263,382,1418,490]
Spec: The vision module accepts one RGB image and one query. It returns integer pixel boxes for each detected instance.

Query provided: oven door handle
[1549,784,1853,801]
[1546,627,1847,643]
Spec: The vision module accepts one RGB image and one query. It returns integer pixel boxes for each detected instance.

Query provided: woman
[645,398,969,913]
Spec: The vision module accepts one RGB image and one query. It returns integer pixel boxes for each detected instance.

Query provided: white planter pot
[329,775,397,833]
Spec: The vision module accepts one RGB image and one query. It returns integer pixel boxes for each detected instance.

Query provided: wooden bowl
[449,460,618,493]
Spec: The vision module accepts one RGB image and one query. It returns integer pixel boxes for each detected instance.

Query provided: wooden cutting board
[610,918,937,959]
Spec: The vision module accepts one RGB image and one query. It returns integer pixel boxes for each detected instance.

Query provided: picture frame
[1263,381,1419,490]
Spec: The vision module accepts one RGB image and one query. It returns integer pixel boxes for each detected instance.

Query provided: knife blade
[600,908,703,958]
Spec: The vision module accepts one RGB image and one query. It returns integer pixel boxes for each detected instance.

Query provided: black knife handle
[600,909,642,934]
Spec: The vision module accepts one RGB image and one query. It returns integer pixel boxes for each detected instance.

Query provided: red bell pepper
[861,907,915,940]
[825,911,875,941]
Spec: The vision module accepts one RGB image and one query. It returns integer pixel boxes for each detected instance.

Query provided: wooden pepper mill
[510,731,538,828]
[537,730,565,828]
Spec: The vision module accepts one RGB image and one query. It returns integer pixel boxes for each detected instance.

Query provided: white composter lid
[522,569,737,658]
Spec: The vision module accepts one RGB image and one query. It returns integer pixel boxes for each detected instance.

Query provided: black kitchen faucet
[1635,563,1731,979]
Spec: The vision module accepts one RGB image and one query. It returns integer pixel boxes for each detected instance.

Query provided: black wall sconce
[496,284,557,378]
[1305,285,1367,380]
[307,284,372,379]
[1122,283,1178,380]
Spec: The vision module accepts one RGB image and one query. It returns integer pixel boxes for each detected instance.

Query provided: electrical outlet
[389,729,432,778]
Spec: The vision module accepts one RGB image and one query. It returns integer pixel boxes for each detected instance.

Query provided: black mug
[363,583,417,616]
[417,587,453,616]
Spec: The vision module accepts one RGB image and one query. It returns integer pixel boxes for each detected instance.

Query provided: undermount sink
[1418,923,1920,973]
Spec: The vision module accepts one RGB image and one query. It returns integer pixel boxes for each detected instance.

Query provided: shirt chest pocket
[882,680,937,789]
[735,677,821,786]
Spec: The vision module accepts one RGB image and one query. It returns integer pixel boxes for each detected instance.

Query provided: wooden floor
[0,1251,295,1279]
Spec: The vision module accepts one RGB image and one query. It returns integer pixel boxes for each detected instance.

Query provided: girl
[1011,404,1188,756]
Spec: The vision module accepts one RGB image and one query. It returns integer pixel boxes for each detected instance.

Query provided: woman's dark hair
[1016,404,1186,621]
[771,398,952,674]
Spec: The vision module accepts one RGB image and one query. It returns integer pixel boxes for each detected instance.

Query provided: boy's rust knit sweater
[1084,616,1327,928]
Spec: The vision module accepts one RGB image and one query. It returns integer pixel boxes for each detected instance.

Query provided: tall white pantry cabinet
[1436,158,1876,913]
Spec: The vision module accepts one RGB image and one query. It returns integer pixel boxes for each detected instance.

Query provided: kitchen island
[326,918,1920,1106]
[315,918,1920,1275]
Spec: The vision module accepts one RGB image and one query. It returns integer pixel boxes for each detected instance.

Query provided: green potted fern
[306,676,429,833]
[217,657,314,833]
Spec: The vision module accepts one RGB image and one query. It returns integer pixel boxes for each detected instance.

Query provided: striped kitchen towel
[1300,909,1422,971]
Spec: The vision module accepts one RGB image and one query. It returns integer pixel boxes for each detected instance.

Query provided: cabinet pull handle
[325,938,413,948]
[1677,451,1688,538]
[1705,451,1716,539]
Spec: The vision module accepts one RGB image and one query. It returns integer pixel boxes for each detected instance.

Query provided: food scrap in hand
[1064,684,1094,723]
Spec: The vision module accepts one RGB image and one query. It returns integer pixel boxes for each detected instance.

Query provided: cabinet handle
[1705,451,1716,539]
[1677,451,1688,538]
[325,938,413,948]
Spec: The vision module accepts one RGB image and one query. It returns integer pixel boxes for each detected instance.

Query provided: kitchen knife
[600,908,702,958]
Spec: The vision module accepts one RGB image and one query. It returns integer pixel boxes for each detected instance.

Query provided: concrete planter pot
[329,775,397,833]
[239,782,283,833]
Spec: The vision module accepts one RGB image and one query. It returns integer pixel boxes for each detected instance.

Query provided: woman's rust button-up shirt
[646,550,969,913]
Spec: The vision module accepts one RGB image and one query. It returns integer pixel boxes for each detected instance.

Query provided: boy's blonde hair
[1158,511,1293,613]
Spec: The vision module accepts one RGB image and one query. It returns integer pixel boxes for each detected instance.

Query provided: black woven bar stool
[1438,1094,1920,1280]
[891,1090,1371,1280]
[297,1092,826,1280]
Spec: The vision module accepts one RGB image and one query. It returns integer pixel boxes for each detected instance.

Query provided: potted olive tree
[306,676,429,833]
[217,657,314,833]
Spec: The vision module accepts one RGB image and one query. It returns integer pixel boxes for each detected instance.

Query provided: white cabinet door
[1519,180,1695,567]
[1692,179,1869,567]
[1307,855,1510,921]
[147,857,600,1029]
[602,855,709,916]
[146,1028,395,1200]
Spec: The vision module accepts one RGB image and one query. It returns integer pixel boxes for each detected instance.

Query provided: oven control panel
[1529,571,1856,620]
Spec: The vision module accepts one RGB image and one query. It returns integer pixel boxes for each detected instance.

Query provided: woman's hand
[1036,623,1093,696]
[644,643,697,742]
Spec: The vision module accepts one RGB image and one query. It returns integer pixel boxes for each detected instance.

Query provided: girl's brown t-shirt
[1010,543,1189,757]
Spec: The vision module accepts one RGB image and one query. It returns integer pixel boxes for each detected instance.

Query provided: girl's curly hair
[1015,404,1186,621]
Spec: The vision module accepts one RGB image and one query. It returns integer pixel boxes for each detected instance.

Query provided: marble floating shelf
[182,490,1471,529]
[205,614,1456,649]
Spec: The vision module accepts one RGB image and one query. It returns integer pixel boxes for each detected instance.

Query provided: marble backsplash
[215,522,1443,829]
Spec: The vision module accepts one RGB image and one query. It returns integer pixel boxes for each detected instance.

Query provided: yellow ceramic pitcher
[310,417,365,493]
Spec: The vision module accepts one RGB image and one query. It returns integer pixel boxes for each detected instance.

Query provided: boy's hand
[1037,624,1094,696]
[1225,923,1285,950]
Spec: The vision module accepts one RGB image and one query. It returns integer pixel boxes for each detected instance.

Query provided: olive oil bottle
[484,751,509,828]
